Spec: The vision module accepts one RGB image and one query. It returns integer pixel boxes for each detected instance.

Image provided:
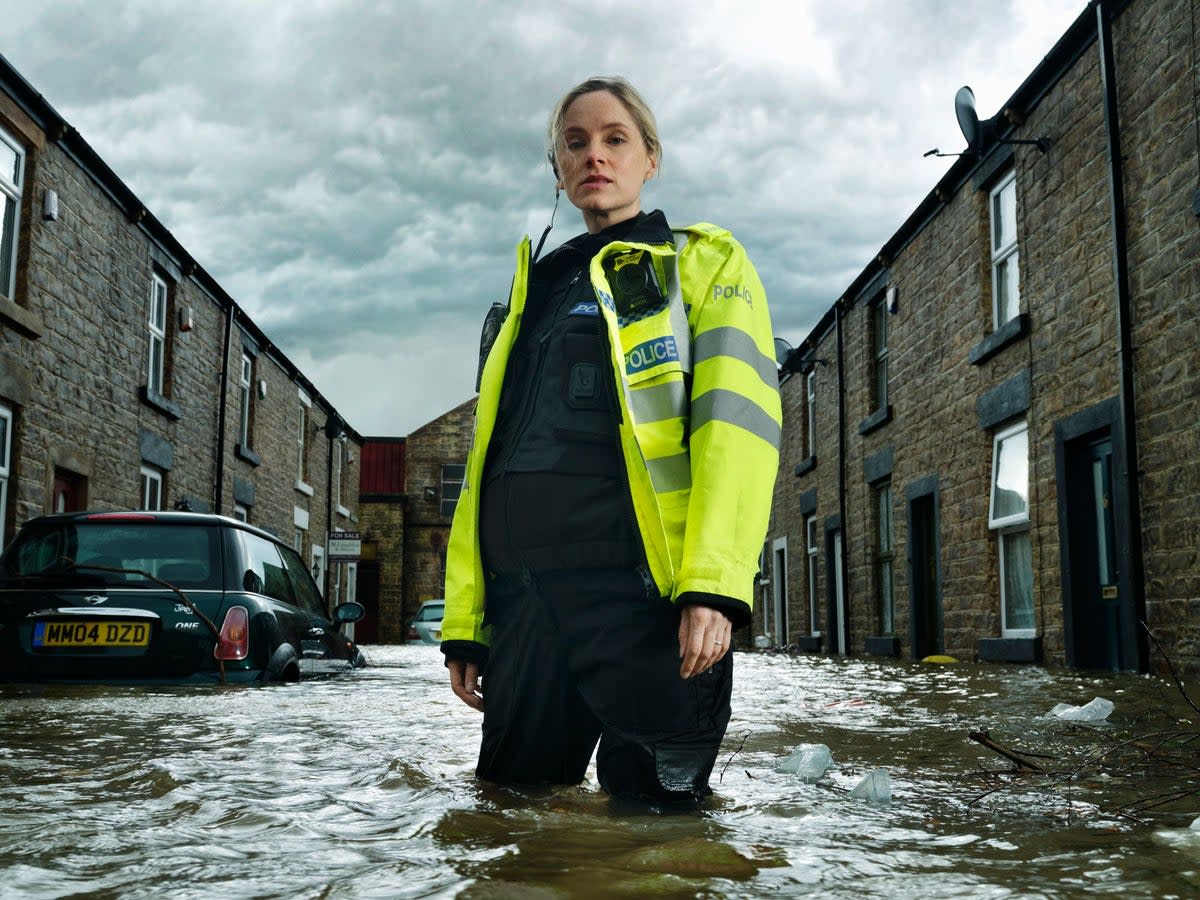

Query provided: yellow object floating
[921,654,960,664]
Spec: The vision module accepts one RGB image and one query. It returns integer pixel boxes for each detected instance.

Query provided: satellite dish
[955,86,983,153]
[773,337,794,368]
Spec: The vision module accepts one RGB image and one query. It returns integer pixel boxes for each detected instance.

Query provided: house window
[296,390,312,491]
[805,515,819,636]
[147,273,169,396]
[0,126,25,301]
[440,464,465,518]
[989,420,1034,636]
[990,170,1020,329]
[875,481,894,634]
[804,369,816,459]
[871,295,889,410]
[238,354,254,448]
[293,528,303,554]
[233,503,248,522]
[139,465,164,511]
[333,439,348,516]
[0,404,12,536]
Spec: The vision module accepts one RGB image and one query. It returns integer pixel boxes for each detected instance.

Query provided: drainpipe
[835,297,850,656]
[1095,0,1147,664]
[213,304,235,515]
[326,424,335,598]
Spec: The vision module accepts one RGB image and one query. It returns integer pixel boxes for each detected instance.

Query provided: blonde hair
[546,76,661,178]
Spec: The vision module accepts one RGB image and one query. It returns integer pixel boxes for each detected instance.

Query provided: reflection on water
[1,646,1197,898]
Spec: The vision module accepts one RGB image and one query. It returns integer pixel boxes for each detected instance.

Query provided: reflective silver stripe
[630,381,688,424]
[646,452,691,494]
[693,327,777,388]
[691,388,781,449]
[664,233,692,374]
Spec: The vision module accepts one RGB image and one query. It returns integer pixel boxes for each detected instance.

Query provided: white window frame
[0,125,25,301]
[805,369,816,458]
[139,465,163,511]
[989,420,1034,638]
[310,544,326,596]
[875,481,894,634]
[334,439,349,517]
[771,536,788,647]
[806,515,820,637]
[233,502,248,522]
[989,170,1020,329]
[296,389,313,495]
[440,464,465,518]
[147,273,168,396]
[0,403,12,537]
[238,354,253,448]
[872,295,889,410]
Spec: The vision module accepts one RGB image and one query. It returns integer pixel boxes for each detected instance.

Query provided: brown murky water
[1,645,1197,899]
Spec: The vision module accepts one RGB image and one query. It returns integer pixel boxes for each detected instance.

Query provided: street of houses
[1,0,1196,674]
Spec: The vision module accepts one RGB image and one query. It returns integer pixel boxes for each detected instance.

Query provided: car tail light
[406,625,418,641]
[85,512,157,521]
[214,606,250,660]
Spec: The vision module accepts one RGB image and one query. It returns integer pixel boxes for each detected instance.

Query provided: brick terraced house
[0,54,363,605]
[763,0,1200,675]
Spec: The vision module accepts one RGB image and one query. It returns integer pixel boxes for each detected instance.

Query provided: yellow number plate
[33,620,152,648]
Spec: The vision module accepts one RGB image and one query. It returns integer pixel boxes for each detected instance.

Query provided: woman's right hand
[448,659,484,712]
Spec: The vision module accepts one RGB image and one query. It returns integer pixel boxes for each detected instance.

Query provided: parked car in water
[407,599,445,645]
[0,511,367,684]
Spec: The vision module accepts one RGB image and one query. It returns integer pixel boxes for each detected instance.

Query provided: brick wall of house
[402,398,475,622]
[765,0,1200,674]
[0,60,360,571]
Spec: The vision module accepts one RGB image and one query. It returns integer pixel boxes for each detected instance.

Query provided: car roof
[18,510,285,547]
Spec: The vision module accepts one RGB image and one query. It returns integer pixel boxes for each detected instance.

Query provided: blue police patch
[568,301,600,317]
[625,336,679,374]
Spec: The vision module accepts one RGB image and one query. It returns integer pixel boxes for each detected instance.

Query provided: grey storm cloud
[4,0,1087,433]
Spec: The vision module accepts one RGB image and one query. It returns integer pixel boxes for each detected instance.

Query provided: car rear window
[416,603,444,622]
[2,522,222,590]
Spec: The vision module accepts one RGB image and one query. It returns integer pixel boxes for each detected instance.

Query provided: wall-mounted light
[257,379,268,400]
[43,189,59,221]
[423,486,438,500]
[179,306,194,332]
[886,286,899,315]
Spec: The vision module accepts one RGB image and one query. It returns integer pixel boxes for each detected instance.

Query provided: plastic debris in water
[920,654,960,664]
[1047,697,1114,722]
[848,768,891,803]
[775,743,833,781]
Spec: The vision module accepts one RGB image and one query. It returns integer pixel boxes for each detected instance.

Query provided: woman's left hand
[678,604,732,679]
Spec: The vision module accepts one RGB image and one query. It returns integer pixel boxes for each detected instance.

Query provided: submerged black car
[0,511,367,684]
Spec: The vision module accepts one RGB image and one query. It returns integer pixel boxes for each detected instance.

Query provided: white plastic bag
[849,768,891,803]
[1048,696,1114,722]
[776,744,833,781]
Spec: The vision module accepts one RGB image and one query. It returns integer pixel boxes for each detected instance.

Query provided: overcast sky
[4,0,1087,436]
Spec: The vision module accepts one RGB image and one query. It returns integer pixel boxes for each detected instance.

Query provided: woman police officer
[441,76,781,807]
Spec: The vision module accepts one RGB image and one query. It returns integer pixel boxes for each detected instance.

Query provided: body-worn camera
[604,249,665,321]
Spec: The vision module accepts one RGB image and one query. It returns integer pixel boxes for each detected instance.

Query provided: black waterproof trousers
[476,567,732,805]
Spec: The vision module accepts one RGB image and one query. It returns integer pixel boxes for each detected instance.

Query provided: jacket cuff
[441,639,489,672]
[675,591,752,630]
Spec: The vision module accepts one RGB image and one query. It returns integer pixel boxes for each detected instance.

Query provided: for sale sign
[328,531,361,561]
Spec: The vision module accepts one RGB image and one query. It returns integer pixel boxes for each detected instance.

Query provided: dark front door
[53,468,87,513]
[1065,437,1124,671]
[354,561,381,644]
[909,493,942,659]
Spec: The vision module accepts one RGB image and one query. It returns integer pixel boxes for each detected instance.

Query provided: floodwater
[1,646,1198,899]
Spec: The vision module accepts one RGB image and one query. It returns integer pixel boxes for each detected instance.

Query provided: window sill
[235,444,261,467]
[139,385,181,421]
[977,636,1042,663]
[864,635,900,657]
[968,313,1029,365]
[0,295,44,337]
[857,405,892,436]
[794,456,816,477]
[336,504,350,519]
[295,480,314,497]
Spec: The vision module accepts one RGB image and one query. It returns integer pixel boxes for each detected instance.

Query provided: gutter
[1094,0,1147,665]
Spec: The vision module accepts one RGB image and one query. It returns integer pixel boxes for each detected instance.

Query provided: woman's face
[556,90,657,233]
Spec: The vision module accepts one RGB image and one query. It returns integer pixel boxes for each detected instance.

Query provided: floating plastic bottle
[848,768,892,803]
[775,744,833,781]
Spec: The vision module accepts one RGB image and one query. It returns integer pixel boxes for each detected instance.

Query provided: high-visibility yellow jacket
[441,220,781,647]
